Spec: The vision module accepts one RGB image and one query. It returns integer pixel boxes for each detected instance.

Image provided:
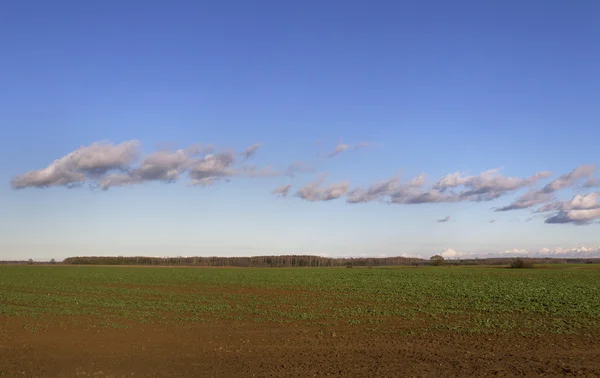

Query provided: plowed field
[1,265,599,377]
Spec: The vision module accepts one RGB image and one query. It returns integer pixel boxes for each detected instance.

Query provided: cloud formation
[491,164,597,213]
[11,140,599,228]
[440,248,460,258]
[434,169,552,202]
[379,169,550,205]
[296,177,350,202]
[11,141,140,189]
[12,141,272,190]
[543,193,600,225]
[100,148,190,189]
[437,246,600,259]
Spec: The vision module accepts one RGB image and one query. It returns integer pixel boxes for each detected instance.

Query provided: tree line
[3,255,598,267]
[61,255,426,267]
[55,255,600,267]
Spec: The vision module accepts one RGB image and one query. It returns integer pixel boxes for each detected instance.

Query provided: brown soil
[1,316,599,377]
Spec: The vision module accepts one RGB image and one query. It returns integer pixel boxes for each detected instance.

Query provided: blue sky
[1,0,599,260]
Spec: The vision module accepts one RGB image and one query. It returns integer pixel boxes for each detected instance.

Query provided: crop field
[1,265,600,377]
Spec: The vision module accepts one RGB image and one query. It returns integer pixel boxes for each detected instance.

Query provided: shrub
[510,259,534,269]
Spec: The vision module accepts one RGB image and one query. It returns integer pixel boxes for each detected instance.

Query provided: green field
[1,265,599,335]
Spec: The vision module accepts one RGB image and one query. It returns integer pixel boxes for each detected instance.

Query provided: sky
[1,0,599,261]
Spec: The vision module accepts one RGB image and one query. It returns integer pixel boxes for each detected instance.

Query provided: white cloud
[543,193,600,225]
[528,246,600,258]
[500,248,529,255]
[439,248,468,258]
[545,208,600,225]
[12,141,280,190]
[570,192,599,210]
[11,141,140,189]
[473,246,600,258]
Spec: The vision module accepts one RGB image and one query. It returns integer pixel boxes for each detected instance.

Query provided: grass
[1,265,599,335]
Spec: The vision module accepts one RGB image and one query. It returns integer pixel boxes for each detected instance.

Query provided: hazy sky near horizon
[1,0,599,260]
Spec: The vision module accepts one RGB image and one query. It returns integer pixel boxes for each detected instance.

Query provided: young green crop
[1,265,599,335]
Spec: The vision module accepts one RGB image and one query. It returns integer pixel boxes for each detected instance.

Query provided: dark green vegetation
[1,265,599,335]
[53,255,600,267]
[510,258,535,269]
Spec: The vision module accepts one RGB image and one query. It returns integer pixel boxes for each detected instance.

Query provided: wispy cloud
[296,176,350,202]
[353,141,375,150]
[284,161,318,177]
[272,184,292,197]
[326,142,350,158]
[346,177,400,204]
[435,169,552,202]
[541,164,596,194]
[494,190,554,212]
[325,141,374,158]
[241,143,262,159]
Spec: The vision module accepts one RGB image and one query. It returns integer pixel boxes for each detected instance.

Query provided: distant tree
[430,255,445,266]
[50,258,56,264]
[27,258,34,265]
